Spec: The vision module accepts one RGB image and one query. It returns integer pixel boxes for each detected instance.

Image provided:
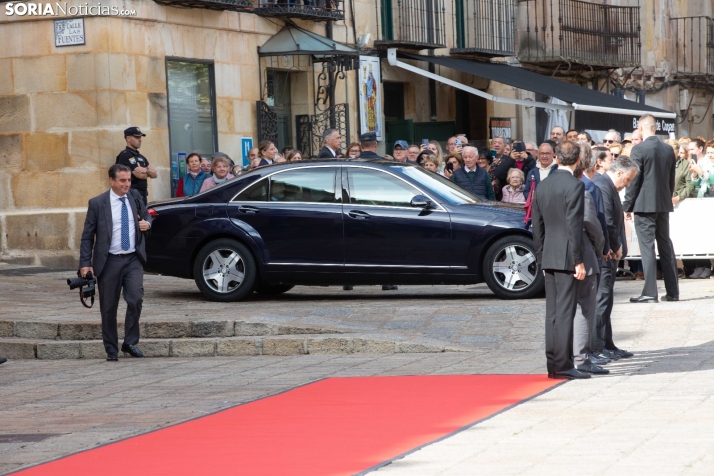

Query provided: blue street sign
[241,138,254,166]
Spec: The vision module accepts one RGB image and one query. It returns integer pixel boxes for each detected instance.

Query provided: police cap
[124,126,146,137]
[360,132,377,142]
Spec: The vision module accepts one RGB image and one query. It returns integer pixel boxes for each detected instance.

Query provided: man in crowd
[407,144,420,163]
[524,142,558,199]
[317,128,341,158]
[532,140,588,379]
[392,140,409,162]
[451,146,495,200]
[624,114,679,303]
[525,142,538,158]
[594,145,613,174]
[631,129,643,145]
[492,136,507,160]
[592,156,639,361]
[549,126,565,144]
[573,160,608,375]
[566,129,579,141]
[200,157,212,174]
[356,132,383,160]
[79,164,152,361]
[116,127,157,206]
[604,129,621,145]
[580,144,609,270]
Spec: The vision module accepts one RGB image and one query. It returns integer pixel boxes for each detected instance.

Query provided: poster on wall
[359,56,383,141]
[489,117,512,141]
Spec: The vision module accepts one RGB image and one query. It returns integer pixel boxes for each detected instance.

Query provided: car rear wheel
[254,284,295,296]
[483,235,544,299]
[193,239,256,302]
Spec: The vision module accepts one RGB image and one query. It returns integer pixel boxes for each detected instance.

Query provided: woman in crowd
[690,139,714,197]
[443,152,463,179]
[422,155,439,173]
[176,152,208,197]
[415,149,435,167]
[257,140,278,166]
[232,164,244,176]
[476,148,492,171]
[347,142,362,158]
[494,140,536,184]
[427,140,444,171]
[286,150,303,162]
[200,157,212,174]
[199,155,235,193]
[501,168,526,203]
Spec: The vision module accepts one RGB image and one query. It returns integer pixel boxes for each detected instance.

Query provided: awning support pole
[387,49,678,119]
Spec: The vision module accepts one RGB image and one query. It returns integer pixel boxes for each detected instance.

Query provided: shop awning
[388,50,676,119]
[258,25,359,57]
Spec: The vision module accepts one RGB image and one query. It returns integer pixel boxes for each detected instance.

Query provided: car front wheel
[193,239,257,302]
[482,235,544,299]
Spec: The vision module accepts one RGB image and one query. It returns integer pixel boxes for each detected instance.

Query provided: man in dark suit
[316,128,341,159]
[524,141,558,199]
[532,141,589,379]
[79,164,152,361]
[623,114,679,303]
[592,156,639,360]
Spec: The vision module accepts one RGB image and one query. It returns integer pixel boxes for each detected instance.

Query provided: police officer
[357,132,384,159]
[116,127,157,205]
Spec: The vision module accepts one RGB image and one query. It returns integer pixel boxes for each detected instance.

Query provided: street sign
[54,18,85,47]
[241,138,254,166]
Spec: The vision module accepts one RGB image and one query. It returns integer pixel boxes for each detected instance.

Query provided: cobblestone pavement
[2,263,714,474]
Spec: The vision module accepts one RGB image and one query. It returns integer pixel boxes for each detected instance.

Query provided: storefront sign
[490,117,512,141]
[574,110,676,138]
[359,56,383,141]
[54,18,85,47]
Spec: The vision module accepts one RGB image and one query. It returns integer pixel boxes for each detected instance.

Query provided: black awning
[400,53,671,116]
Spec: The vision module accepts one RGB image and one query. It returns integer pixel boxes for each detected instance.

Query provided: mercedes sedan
[144,160,543,301]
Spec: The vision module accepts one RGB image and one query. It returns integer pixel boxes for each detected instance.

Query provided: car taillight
[148,208,159,216]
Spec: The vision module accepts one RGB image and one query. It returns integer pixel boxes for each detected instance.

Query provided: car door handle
[238,206,259,214]
[348,210,371,220]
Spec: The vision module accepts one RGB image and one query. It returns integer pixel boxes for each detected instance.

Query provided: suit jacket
[532,169,585,271]
[316,146,337,159]
[592,172,624,255]
[623,135,676,213]
[524,163,558,199]
[79,189,151,278]
[582,191,605,276]
[582,174,609,255]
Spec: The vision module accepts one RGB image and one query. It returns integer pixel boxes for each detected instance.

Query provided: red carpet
[14,375,560,476]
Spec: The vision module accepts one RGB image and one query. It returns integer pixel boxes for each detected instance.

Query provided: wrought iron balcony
[517,0,641,70]
[254,0,345,21]
[670,17,714,78]
[451,0,516,57]
[153,0,253,11]
[375,0,447,49]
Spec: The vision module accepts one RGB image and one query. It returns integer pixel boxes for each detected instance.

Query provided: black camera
[68,272,96,308]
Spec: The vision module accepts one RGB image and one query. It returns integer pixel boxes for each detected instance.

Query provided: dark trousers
[593,258,616,351]
[634,212,678,298]
[97,253,144,355]
[544,270,578,373]
[573,274,598,366]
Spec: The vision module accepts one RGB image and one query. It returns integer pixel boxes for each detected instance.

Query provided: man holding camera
[79,164,152,361]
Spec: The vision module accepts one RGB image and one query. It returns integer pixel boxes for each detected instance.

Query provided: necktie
[119,197,130,251]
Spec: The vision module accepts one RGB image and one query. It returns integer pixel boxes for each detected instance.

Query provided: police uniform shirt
[357,151,384,159]
[116,147,150,194]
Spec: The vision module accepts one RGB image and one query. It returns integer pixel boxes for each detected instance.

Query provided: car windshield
[390,165,483,205]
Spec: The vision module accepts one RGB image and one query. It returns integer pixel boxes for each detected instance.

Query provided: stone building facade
[0,0,710,266]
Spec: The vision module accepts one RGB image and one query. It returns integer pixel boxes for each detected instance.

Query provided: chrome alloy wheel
[202,248,246,294]
[491,244,537,291]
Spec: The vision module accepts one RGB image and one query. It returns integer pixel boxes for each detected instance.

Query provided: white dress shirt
[108,189,136,254]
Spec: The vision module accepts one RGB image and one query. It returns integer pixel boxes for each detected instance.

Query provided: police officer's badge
[129,158,136,164]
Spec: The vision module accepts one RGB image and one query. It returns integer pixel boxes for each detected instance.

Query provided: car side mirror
[411,195,433,209]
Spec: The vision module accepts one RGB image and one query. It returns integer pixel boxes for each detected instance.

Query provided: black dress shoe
[121,344,144,358]
[553,368,591,379]
[382,285,398,291]
[106,353,118,361]
[588,353,611,365]
[0,357,7,365]
[343,285,354,291]
[599,349,620,360]
[630,295,658,303]
[661,294,679,302]
[577,363,610,375]
[612,348,634,358]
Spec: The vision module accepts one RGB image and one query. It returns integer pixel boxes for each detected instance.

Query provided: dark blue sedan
[145,160,543,301]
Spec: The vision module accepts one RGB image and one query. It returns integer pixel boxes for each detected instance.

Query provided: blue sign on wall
[241,138,254,166]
